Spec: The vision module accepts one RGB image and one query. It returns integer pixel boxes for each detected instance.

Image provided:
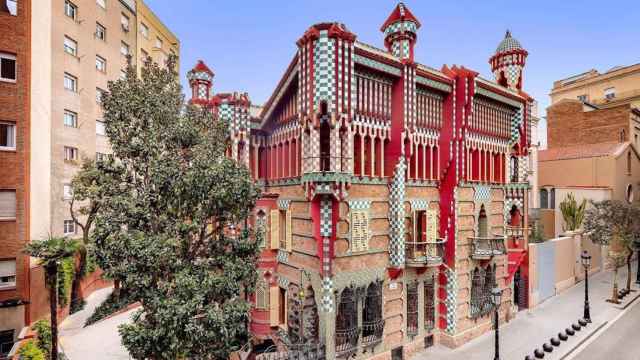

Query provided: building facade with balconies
[188,3,534,358]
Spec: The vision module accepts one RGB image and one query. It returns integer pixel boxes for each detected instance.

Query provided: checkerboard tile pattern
[321,277,334,313]
[474,185,491,202]
[277,199,291,210]
[348,200,372,211]
[278,276,290,289]
[313,30,336,112]
[320,197,333,238]
[510,107,523,145]
[388,157,407,268]
[409,199,428,211]
[277,249,289,264]
[445,268,458,334]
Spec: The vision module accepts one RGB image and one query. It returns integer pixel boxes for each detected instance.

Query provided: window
[0,190,16,220]
[64,146,78,161]
[604,87,616,100]
[470,265,496,319]
[140,22,149,38]
[0,122,16,150]
[96,87,106,103]
[6,0,16,16]
[155,37,163,49]
[361,281,383,346]
[119,69,126,80]
[278,209,292,251]
[540,188,549,209]
[96,120,105,136]
[96,0,105,9]
[407,281,419,337]
[550,188,556,208]
[478,205,488,238]
[64,220,76,235]
[120,41,129,56]
[350,210,370,252]
[424,275,436,332]
[63,73,77,92]
[0,260,16,290]
[335,286,358,356]
[140,48,148,62]
[63,184,73,199]
[120,13,129,32]
[0,52,17,82]
[0,329,14,357]
[95,152,107,162]
[64,0,77,20]
[627,184,634,204]
[278,287,286,325]
[95,23,106,41]
[577,94,587,102]
[63,110,77,128]
[95,55,106,72]
[63,36,77,56]
[628,151,632,174]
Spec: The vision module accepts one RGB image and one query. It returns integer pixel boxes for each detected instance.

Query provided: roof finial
[505,29,512,39]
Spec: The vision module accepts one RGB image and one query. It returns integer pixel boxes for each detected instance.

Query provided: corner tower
[381,2,421,61]
[489,30,528,91]
[187,60,214,105]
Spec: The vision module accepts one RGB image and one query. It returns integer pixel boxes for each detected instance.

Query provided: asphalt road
[573,298,640,360]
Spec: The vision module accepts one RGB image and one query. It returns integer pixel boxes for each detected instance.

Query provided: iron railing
[405,238,446,267]
[335,326,359,358]
[407,282,419,338]
[470,236,506,259]
[255,343,326,360]
[361,319,385,348]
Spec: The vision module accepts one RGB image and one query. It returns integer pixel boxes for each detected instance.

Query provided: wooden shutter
[285,209,292,252]
[270,286,279,326]
[0,190,16,219]
[270,209,280,250]
[351,211,369,252]
[426,209,437,242]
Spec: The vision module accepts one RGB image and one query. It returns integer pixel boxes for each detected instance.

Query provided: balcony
[361,319,384,348]
[470,236,506,260]
[405,238,446,267]
[335,326,359,358]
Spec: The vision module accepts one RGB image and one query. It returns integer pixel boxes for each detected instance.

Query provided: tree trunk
[627,251,633,292]
[611,267,620,304]
[114,279,121,300]
[47,264,59,360]
[70,246,87,313]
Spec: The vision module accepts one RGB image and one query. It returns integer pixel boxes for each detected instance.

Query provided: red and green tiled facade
[189,3,533,358]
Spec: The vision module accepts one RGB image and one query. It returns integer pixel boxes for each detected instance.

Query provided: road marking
[562,294,640,360]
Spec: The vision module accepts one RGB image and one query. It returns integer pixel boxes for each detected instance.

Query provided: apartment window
[64,0,77,20]
[628,151,632,174]
[6,0,17,16]
[577,94,587,102]
[95,55,106,72]
[96,152,107,162]
[95,23,106,41]
[64,73,77,92]
[64,146,78,161]
[119,70,126,80]
[64,36,78,56]
[63,184,73,199]
[0,329,14,357]
[140,23,149,38]
[96,0,105,9]
[155,37,163,49]
[96,120,106,136]
[0,260,16,290]
[140,48,148,62]
[120,41,129,56]
[0,190,16,220]
[96,87,106,103]
[63,110,77,128]
[604,87,616,100]
[0,53,17,82]
[121,13,129,32]
[0,122,16,150]
[64,220,76,235]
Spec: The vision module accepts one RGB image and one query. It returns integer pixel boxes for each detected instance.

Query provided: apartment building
[0,0,31,357]
[1,0,178,355]
[135,0,179,72]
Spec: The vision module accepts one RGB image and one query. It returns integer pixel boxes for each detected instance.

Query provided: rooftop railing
[405,238,446,267]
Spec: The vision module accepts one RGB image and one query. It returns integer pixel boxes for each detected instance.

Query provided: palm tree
[24,236,80,360]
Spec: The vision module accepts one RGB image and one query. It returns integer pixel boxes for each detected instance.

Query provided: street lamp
[491,287,502,360]
[581,251,592,323]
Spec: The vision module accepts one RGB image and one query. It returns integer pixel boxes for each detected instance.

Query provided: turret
[489,30,528,91]
[380,2,421,61]
[187,60,214,104]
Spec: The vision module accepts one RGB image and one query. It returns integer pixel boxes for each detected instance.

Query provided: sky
[145,0,640,148]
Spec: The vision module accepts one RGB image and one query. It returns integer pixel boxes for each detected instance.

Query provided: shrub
[560,193,586,232]
[18,340,45,360]
[31,319,51,357]
[57,257,75,307]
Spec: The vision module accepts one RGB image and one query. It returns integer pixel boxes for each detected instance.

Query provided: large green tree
[24,236,80,360]
[91,56,261,359]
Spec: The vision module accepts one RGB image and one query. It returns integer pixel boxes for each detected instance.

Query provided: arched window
[470,267,484,318]
[335,286,358,356]
[362,281,384,346]
[483,264,496,314]
[478,205,488,238]
[407,281,419,337]
[256,210,266,248]
[255,277,268,310]
[424,274,436,331]
[540,189,549,209]
[319,101,331,172]
[509,204,522,226]
[510,155,518,182]
[550,188,556,209]
[626,184,634,204]
[628,151,632,174]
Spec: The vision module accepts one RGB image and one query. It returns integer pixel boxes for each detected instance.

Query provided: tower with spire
[380,2,421,61]
[489,30,528,91]
[186,60,214,105]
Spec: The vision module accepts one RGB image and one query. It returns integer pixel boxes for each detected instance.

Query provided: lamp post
[581,251,592,323]
[491,287,502,360]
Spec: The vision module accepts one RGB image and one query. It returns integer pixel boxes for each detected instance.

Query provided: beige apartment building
[550,63,640,109]
[31,0,179,242]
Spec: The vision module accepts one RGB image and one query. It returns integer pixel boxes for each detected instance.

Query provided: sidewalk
[413,262,640,360]
[59,286,136,360]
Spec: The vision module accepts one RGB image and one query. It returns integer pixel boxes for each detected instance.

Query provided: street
[572,296,640,360]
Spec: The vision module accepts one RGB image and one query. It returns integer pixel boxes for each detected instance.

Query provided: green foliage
[584,200,637,247]
[89,55,261,359]
[18,340,45,360]
[530,222,545,243]
[560,193,586,232]
[32,320,52,357]
[57,257,75,307]
[24,236,80,288]
[85,290,136,327]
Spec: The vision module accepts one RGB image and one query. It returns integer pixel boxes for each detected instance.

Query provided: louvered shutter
[270,209,280,250]
[0,191,16,219]
[270,286,279,326]
[285,209,292,252]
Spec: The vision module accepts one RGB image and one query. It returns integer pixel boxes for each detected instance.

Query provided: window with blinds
[0,259,16,290]
[350,210,370,253]
[0,190,16,220]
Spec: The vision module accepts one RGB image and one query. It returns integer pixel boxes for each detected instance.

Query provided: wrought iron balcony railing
[335,326,359,358]
[361,319,384,348]
[470,236,506,260]
[256,343,326,360]
[405,238,446,267]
